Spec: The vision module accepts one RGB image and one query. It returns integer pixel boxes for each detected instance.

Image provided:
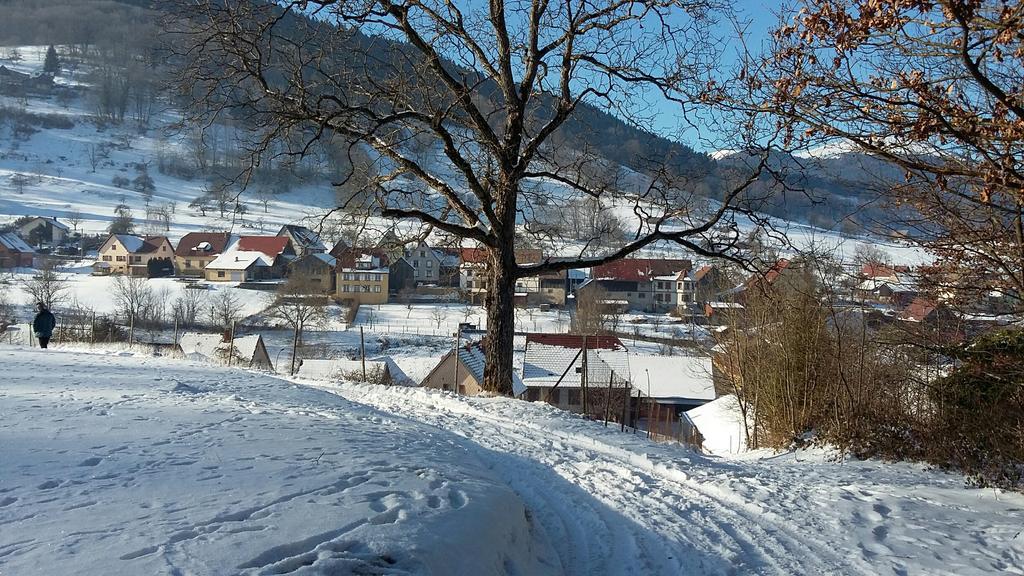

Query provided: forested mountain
[0,0,901,234]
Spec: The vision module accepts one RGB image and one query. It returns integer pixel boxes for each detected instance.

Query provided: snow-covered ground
[2,344,1020,575]
[0,346,551,575]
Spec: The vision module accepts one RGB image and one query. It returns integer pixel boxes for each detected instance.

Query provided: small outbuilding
[295,358,393,385]
[178,332,274,371]
[421,339,526,397]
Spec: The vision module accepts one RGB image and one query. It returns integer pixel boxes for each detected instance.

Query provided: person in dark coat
[32,302,56,349]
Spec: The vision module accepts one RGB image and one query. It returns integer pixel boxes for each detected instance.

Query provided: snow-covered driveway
[318,381,1024,576]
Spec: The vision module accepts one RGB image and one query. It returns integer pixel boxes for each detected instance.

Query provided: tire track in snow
[319,383,857,576]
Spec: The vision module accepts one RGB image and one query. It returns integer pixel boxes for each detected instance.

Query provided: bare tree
[265,274,330,374]
[172,288,206,328]
[169,0,770,394]
[111,275,154,327]
[67,209,83,234]
[21,262,69,310]
[430,305,448,330]
[206,289,244,330]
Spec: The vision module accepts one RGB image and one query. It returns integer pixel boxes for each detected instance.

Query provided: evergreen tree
[43,45,60,75]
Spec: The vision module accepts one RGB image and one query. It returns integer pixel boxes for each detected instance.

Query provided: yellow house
[174,232,233,277]
[94,234,174,277]
[336,254,389,305]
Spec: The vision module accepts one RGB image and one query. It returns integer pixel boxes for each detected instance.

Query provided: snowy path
[315,381,1024,576]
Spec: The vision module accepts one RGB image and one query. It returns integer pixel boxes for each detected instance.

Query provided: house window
[103,255,112,261]
[466,280,473,289]
[413,260,419,268]
[677,282,683,290]
[116,255,126,262]
[639,292,646,298]
[217,270,225,278]
[426,260,432,268]
[373,286,381,293]
[185,260,192,267]
[343,285,350,293]
[426,269,432,278]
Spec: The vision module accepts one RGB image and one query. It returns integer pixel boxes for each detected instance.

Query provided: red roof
[333,247,390,268]
[763,259,790,284]
[592,258,691,282]
[237,236,292,258]
[526,333,625,350]
[692,265,714,281]
[861,263,909,279]
[899,297,937,322]
[138,236,171,255]
[460,247,543,265]
[174,232,232,257]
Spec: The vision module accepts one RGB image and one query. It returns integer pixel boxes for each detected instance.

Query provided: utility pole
[360,326,366,381]
[451,324,462,393]
[581,335,589,416]
[227,320,236,366]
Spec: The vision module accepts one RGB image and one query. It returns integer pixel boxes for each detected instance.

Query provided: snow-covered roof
[457,341,526,396]
[628,355,715,402]
[685,394,748,455]
[311,253,337,267]
[0,232,34,253]
[179,333,264,363]
[279,225,327,251]
[21,216,69,231]
[206,251,273,271]
[297,359,389,381]
[113,234,145,253]
[522,343,629,389]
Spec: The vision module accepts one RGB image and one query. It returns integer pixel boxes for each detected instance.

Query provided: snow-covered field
[2,345,1022,575]
[353,303,571,336]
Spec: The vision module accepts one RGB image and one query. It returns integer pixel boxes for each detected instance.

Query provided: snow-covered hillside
[0,47,338,241]
[2,345,1022,575]
[0,45,927,267]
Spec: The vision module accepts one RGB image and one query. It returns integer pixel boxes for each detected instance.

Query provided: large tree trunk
[483,237,518,396]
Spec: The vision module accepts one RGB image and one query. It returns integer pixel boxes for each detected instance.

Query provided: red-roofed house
[578,257,692,312]
[174,232,233,277]
[235,236,295,278]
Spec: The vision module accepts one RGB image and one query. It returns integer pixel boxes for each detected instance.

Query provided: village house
[0,65,54,95]
[578,258,692,312]
[288,253,338,293]
[520,334,630,412]
[421,339,526,396]
[234,236,296,278]
[0,232,35,268]
[277,225,327,258]
[178,332,274,371]
[174,232,233,277]
[404,241,443,285]
[16,216,69,247]
[336,254,389,305]
[628,354,716,442]
[460,247,544,305]
[94,234,174,277]
[388,257,416,295]
[854,263,917,305]
[203,251,273,282]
